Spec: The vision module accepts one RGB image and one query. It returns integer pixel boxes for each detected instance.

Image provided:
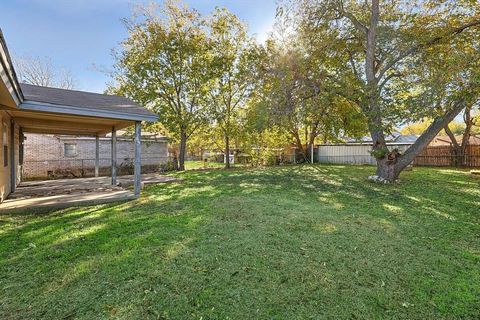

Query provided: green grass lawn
[184,160,226,170]
[1,165,479,319]
[184,160,245,170]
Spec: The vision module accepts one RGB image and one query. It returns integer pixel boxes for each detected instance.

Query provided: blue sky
[0,0,277,93]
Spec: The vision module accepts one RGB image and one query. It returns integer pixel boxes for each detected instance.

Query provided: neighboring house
[23,131,168,179]
[429,134,480,146]
[317,133,418,165]
[0,28,158,202]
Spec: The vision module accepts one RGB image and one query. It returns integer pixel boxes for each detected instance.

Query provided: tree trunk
[225,133,230,169]
[444,105,473,167]
[460,105,473,166]
[172,151,179,171]
[292,129,306,163]
[307,122,319,163]
[178,129,187,171]
[444,124,461,166]
[374,101,466,182]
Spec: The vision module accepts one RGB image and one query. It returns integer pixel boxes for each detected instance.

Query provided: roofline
[20,100,159,122]
[0,28,23,105]
[20,83,136,102]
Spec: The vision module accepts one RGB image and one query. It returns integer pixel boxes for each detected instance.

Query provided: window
[3,122,8,167]
[64,143,77,157]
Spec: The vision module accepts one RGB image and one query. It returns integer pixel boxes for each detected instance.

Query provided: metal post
[95,135,99,177]
[111,128,117,185]
[19,128,24,182]
[10,119,15,193]
[134,121,142,196]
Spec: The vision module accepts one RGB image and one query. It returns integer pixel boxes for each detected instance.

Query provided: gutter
[0,28,24,104]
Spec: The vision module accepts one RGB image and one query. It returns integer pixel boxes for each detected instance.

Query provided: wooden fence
[413,145,480,167]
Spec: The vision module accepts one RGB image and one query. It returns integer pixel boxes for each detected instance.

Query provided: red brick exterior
[23,133,168,179]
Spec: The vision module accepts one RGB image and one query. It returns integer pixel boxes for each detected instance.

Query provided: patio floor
[0,173,181,213]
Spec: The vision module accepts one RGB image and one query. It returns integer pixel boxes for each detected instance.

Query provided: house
[23,131,168,179]
[429,134,480,146]
[0,28,158,203]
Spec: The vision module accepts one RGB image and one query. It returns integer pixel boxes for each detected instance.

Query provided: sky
[0,0,277,93]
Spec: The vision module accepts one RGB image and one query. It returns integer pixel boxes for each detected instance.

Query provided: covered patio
[15,83,158,192]
[1,28,160,208]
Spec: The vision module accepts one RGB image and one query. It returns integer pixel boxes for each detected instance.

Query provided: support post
[134,121,142,196]
[10,120,15,193]
[95,135,99,177]
[111,128,117,185]
[19,128,24,182]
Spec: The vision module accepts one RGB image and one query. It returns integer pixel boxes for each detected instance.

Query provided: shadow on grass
[0,164,479,319]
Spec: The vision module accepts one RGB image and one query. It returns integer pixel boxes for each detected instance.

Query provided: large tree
[111,1,213,170]
[293,0,480,181]
[206,8,259,168]
[260,31,367,162]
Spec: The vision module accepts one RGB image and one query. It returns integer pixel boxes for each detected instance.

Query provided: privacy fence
[413,145,480,167]
[317,143,480,168]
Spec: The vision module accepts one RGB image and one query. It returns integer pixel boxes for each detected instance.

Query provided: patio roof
[9,84,158,136]
[20,83,157,122]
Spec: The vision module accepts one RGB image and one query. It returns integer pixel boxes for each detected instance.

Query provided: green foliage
[369,146,389,159]
[112,1,212,139]
[254,16,368,152]
[205,8,260,167]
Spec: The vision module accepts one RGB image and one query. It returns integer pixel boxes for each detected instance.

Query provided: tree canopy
[110,0,480,177]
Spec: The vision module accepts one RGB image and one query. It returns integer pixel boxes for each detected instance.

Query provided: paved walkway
[0,173,180,213]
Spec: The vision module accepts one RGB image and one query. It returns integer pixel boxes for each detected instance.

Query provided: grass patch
[184,160,246,170]
[0,165,479,319]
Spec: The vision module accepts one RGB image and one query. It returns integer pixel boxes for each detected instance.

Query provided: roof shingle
[20,83,157,120]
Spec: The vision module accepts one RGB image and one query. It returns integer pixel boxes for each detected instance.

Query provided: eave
[20,100,159,122]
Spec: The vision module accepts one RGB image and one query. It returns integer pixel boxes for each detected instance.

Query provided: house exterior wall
[317,143,412,165]
[23,133,168,179]
[0,111,21,201]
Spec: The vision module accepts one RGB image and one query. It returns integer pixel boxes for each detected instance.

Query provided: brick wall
[23,133,168,179]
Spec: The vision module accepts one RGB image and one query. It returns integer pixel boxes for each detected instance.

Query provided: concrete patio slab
[0,173,180,213]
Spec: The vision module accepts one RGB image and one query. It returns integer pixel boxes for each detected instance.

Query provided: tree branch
[378,18,480,81]
[337,0,368,34]
[444,124,460,150]
[396,99,466,170]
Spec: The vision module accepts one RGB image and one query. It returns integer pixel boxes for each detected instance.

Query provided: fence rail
[23,157,169,179]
